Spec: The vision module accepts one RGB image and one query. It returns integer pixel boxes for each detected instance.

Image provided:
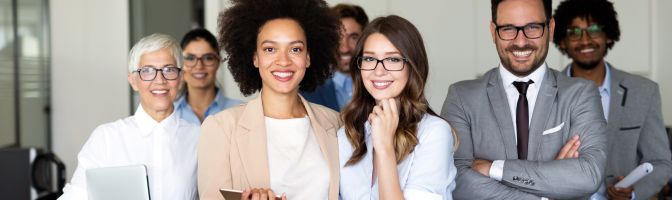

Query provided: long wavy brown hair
[341,15,456,166]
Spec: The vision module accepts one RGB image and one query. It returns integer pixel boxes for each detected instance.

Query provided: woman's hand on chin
[369,98,399,154]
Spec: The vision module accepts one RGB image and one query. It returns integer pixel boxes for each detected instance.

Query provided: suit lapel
[528,68,558,159]
[299,95,339,200]
[486,70,518,159]
[236,95,271,187]
[607,67,626,133]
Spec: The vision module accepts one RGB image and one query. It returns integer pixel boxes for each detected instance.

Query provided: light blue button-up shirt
[174,88,242,124]
[599,64,611,120]
[332,71,353,110]
[338,114,456,200]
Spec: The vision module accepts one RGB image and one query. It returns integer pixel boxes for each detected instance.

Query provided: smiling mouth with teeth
[372,81,392,88]
[579,48,595,53]
[192,73,207,79]
[272,71,294,78]
[151,90,168,94]
[512,50,533,57]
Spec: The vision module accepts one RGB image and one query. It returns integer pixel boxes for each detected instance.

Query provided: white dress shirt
[489,63,547,181]
[58,105,200,200]
[338,114,456,200]
[265,116,329,200]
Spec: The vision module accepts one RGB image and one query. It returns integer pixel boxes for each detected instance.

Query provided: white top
[489,63,547,181]
[265,116,329,200]
[58,105,200,200]
[338,114,457,200]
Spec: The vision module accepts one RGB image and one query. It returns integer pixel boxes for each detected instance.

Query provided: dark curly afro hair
[219,0,341,96]
[553,0,620,53]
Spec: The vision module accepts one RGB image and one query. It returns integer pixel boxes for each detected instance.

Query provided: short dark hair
[491,0,552,23]
[180,28,220,56]
[218,0,341,96]
[552,0,620,51]
[332,4,369,28]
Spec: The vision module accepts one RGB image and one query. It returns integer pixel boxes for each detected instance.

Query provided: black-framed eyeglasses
[135,66,182,81]
[184,53,220,68]
[495,21,548,41]
[356,56,407,71]
[566,24,604,41]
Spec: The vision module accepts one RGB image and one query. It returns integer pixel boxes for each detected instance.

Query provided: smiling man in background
[553,0,672,199]
[302,4,368,111]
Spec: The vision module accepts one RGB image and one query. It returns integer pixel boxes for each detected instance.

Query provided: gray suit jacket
[441,67,607,199]
[563,65,672,199]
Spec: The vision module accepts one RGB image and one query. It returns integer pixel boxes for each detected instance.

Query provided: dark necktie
[513,80,533,160]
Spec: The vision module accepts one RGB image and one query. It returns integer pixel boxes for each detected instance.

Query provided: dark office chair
[667,126,671,155]
[660,126,671,199]
[33,152,66,199]
[0,148,65,200]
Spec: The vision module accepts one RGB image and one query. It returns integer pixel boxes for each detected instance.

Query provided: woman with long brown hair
[338,15,457,200]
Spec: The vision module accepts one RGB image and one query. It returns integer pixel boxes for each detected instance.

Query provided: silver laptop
[86,165,151,200]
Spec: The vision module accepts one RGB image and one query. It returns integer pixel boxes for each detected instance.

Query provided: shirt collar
[174,87,224,110]
[332,71,350,89]
[600,63,611,95]
[211,87,224,108]
[134,104,179,137]
[175,93,188,109]
[565,62,611,95]
[499,62,547,87]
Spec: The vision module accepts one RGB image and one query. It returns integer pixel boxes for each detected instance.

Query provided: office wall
[130,0,193,44]
[653,0,672,126]
[51,0,130,179]
[206,0,670,125]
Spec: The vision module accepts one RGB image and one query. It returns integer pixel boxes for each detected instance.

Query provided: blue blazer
[301,79,339,111]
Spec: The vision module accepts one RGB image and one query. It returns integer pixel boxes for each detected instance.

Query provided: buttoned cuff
[489,160,505,181]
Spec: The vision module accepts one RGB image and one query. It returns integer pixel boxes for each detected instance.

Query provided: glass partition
[0,0,16,148]
[0,0,50,150]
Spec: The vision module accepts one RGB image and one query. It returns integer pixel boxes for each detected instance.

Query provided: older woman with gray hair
[58,33,200,200]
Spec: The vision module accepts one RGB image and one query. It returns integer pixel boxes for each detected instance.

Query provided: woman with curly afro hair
[197,0,341,199]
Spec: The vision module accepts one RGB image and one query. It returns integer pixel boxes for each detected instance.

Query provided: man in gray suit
[553,0,672,199]
[441,0,607,199]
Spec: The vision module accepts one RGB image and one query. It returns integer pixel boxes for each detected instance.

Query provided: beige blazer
[198,94,342,200]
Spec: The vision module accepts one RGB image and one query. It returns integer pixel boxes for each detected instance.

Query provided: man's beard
[571,44,604,70]
[574,59,600,70]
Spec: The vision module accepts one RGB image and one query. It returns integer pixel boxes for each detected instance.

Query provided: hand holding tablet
[614,162,653,189]
[220,188,285,200]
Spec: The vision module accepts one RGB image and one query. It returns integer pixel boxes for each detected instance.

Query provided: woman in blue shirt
[175,29,241,124]
[338,15,458,200]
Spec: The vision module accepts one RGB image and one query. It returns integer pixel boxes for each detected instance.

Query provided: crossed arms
[441,83,607,199]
